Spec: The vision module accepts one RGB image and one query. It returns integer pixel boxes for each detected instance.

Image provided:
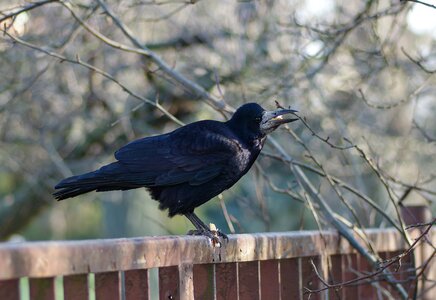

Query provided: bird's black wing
[114,123,242,187]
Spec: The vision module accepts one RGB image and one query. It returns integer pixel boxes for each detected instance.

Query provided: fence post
[179,264,194,300]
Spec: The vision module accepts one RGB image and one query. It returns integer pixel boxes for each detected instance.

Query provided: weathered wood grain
[0,229,410,280]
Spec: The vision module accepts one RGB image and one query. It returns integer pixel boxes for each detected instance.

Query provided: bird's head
[228,103,298,141]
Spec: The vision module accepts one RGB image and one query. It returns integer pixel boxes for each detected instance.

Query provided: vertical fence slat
[125,269,149,300]
[95,271,122,300]
[280,258,301,300]
[159,266,179,300]
[343,254,358,298]
[412,240,423,299]
[260,260,279,300]
[401,205,434,299]
[428,230,436,299]
[64,274,89,300]
[410,206,433,300]
[238,261,260,300]
[216,263,237,300]
[357,254,377,300]
[193,264,214,300]
[328,254,344,299]
[400,249,416,299]
[379,251,395,297]
[301,256,321,300]
[391,250,412,299]
[381,251,409,299]
[0,279,20,300]
[29,277,56,300]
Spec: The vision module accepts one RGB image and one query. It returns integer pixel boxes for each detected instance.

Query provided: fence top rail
[0,228,407,280]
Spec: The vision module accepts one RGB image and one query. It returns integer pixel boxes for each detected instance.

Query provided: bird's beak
[260,108,298,135]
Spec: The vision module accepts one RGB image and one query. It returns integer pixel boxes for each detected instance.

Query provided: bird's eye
[254,117,262,123]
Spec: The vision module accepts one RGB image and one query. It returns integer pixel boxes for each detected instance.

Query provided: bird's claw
[208,223,229,242]
[216,230,229,241]
[187,228,228,247]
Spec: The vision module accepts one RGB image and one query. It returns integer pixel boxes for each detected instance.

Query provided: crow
[54,103,298,241]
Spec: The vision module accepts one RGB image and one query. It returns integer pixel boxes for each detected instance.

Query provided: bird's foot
[187,229,221,247]
[208,222,229,242]
[215,229,229,241]
[187,224,228,247]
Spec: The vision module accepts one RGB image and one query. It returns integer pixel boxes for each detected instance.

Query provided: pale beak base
[260,108,298,135]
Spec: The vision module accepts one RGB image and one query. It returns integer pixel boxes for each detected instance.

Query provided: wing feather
[113,122,239,187]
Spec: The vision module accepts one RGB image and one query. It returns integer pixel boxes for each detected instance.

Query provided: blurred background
[0,0,435,242]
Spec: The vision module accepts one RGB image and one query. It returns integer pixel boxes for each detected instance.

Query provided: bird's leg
[190,212,229,241]
[184,212,228,243]
[185,212,208,231]
[185,212,218,243]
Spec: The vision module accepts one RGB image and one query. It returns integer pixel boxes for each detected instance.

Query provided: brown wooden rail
[0,226,434,300]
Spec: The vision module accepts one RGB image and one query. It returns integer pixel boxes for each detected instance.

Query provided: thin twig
[0,0,57,24]
[3,30,184,126]
[348,138,412,246]
[91,0,231,112]
[261,151,404,232]
[305,221,434,294]
[405,0,436,10]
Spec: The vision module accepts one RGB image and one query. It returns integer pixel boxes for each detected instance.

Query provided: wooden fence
[0,207,434,300]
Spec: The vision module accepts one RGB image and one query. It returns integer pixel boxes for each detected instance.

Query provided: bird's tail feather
[53,185,97,200]
[53,162,139,200]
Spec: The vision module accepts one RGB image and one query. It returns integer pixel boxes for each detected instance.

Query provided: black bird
[54,103,297,240]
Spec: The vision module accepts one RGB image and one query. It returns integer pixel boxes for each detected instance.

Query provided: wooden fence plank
[179,264,193,300]
[64,274,89,300]
[125,269,149,300]
[238,261,260,300]
[159,266,179,300]
[0,229,414,280]
[343,254,358,298]
[425,230,436,299]
[280,258,300,300]
[400,205,434,299]
[193,264,214,300]
[215,263,237,300]
[382,250,414,298]
[29,277,55,300]
[260,259,279,300]
[0,279,19,300]
[400,249,416,299]
[301,256,321,300]
[379,251,395,298]
[95,271,121,300]
[328,254,344,299]
[357,254,377,300]
[0,223,430,300]
[391,250,405,295]
[413,240,423,299]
